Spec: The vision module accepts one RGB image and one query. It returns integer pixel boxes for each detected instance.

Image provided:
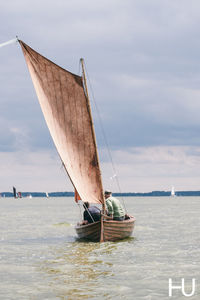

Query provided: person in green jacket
[104,190,125,221]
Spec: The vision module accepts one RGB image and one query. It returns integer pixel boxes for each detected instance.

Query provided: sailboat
[18,40,135,242]
[171,186,176,197]
[12,186,22,198]
[13,186,17,198]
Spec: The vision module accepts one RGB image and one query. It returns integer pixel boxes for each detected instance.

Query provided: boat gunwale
[75,216,135,230]
[75,221,100,230]
[103,216,135,225]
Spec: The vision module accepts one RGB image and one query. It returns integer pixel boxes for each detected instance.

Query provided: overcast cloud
[1,0,200,192]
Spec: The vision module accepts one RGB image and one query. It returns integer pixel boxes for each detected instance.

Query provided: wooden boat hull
[75,217,135,242]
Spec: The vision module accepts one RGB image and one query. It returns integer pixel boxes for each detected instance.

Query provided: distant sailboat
[13,186,17,198]
[18,40,135,242]
[171,186,176,197]
[13,187,22,198]
[46,192,49,198]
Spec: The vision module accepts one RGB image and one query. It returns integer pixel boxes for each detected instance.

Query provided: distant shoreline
[1,191,200,197]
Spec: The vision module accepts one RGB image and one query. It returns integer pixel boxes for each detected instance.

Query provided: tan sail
[19,41,104,205]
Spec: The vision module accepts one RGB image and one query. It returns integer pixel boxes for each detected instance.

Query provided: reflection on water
[39,241,120,299]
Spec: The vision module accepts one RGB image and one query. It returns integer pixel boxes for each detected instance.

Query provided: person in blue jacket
[83,201,100,223]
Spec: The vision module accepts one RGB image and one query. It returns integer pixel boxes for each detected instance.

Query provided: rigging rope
[83,61,127,213]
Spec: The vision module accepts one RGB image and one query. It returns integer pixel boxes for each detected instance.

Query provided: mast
[80,58,105,210]
[80,58,105,242]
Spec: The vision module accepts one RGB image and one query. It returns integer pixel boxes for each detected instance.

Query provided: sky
[1,0,200,193]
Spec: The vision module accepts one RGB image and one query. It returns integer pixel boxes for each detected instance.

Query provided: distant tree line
[2,190,200,197]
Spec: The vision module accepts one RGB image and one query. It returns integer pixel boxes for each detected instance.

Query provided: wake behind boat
[18,40,135,242]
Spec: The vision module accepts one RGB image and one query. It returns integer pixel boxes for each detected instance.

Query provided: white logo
[169,278,196,297]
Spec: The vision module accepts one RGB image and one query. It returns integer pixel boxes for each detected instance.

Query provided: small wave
[53,222,72,227]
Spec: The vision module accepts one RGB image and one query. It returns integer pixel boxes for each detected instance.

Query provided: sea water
[0,196,199,300]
